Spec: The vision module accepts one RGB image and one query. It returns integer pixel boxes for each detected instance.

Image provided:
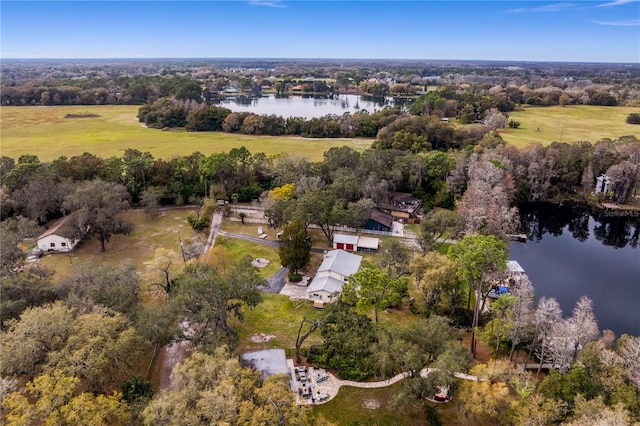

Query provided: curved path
[288,359,481,406]
[204,211,224,252]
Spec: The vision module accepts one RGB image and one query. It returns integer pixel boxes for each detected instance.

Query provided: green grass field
[0,105,372,162]
[309,383,427,425]
[499,105,640,147]
[3,105,638,162]
[235,293,324,352]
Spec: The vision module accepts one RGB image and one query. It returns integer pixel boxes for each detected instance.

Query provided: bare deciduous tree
[507,275,535,361]
[606,161,639,203]
[532,297,562,376]
[484,108,508,130]
[295,318,320,363]
[617,334,640,389]
[457,153,519,241]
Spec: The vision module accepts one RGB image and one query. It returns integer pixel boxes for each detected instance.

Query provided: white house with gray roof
[307,249,362,302]
[36,217,79,253]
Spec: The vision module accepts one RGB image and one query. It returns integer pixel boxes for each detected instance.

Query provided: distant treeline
[1,68,635,108]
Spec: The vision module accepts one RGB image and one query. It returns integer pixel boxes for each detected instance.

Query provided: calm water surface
[214,94,410,119]
[509,204,640,336]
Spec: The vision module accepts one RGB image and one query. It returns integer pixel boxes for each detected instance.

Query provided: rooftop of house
[378,192,422,214]
[317,249,362,278]
[369,208,394,228]
[507,260,525,274]
[307,275,345,295]
[37,217,75,240]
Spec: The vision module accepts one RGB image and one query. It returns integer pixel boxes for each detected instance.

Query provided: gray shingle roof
[307,275,344,294]
[369,208,394,228]
[317,249,362,277]
[37,217,76,240]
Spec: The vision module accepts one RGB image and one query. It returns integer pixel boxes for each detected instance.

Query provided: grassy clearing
[499,105,640,147]
[234,293,324,353]
[310,379,498,426]
[221,218,276,237]
[0,105,372,162]
[202,235,282,279]
[39,208,198,284]
[310,382,427,426]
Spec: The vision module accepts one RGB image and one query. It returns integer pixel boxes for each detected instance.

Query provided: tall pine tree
[278,219,311,277]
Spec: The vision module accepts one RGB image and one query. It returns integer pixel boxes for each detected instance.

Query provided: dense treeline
[1,135,638,228]
[0,75,205,106]
[137,98,389,138]
[136,96,495,150]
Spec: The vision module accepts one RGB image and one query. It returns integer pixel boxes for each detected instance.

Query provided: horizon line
[2,57,639,65]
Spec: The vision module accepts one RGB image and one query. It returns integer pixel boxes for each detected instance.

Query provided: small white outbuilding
[36,218,80,253]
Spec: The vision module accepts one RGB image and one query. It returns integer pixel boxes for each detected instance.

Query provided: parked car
[488,285,510,299]
[25,248,43,261]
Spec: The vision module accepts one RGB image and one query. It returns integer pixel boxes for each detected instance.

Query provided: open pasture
[499,105,640,147]
[0,105,372,162]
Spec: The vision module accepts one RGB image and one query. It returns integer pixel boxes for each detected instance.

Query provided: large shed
[333,234,359,251]
[332,234,380,253]
[356,236,380,252]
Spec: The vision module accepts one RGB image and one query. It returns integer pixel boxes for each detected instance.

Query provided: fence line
[229,217,268,224]
[234,205,265,211]
[229,218,415,239]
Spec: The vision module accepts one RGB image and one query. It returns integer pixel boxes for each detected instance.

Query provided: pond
[509,203,640,336]
[213,94,412,119]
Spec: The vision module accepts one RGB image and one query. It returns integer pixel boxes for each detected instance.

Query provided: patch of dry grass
[39,208,198,285]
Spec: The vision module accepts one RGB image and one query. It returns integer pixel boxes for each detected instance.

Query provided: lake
[213,94,411,119]
[509,203,640,337]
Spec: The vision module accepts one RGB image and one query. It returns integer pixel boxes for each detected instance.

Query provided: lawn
[310,378,503,426]
[38,208,198,285]
[234,293,324,353]
[499,105,640,147]
[310,382,427,426]
[0,105,372,162]
[202,235,282,279]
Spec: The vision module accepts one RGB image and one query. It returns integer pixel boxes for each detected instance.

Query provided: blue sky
[1,1,639,62]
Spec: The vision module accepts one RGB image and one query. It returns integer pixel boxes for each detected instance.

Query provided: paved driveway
[263,266,289,294]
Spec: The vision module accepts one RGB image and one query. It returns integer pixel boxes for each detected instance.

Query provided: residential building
[36,218,79,253]
[364,208,394,232]
[307,249,362,302]
[378,192,422,221]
